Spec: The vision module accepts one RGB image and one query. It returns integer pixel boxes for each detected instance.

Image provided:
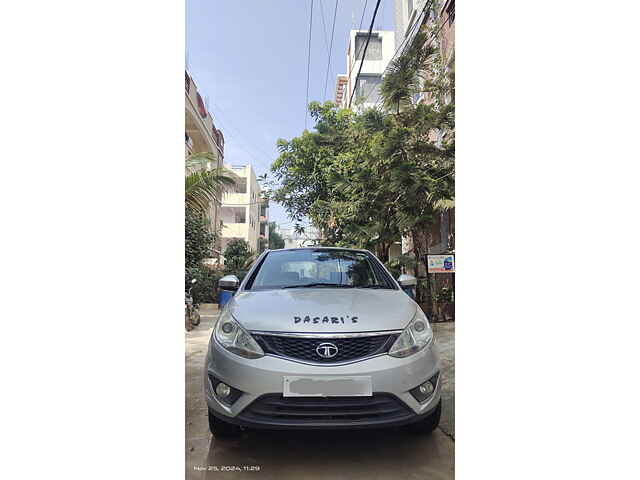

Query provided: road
[186,306,454,480]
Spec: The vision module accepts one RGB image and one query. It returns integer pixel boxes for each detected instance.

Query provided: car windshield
[246,249,395,291]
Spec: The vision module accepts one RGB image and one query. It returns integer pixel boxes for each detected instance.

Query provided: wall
[220,164,262,255]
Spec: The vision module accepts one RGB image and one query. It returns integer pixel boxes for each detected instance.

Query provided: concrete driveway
[186,306,454,479]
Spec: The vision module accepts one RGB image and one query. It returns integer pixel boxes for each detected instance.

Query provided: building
[259,198,269,251]
[185,70,227,257]
[335,30,395,109]
[219,164,266,256]
[275,225,321,249]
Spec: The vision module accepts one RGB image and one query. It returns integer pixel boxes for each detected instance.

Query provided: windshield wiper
[356,285,392,289]
[282,283,355,289]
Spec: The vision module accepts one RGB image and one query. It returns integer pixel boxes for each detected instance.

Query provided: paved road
[186,306,454,480]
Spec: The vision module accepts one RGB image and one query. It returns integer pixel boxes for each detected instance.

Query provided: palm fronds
[185,153,236,217]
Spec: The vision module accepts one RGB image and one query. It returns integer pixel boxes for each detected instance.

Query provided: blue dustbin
[218,289,233,308]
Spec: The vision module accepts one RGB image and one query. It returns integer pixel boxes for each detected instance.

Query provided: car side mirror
[397,274,417,287]
[219,274,240,291]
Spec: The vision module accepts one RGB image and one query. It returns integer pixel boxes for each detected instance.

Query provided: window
[220,206,246,224]
[246,249,396,290]
[234,178,247,193]
[356,75,382,104]
[355,34,382,61]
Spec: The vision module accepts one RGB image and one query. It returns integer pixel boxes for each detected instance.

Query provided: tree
[269,27,455,312]
[223,239,253,275]
[268,222,285,249]
[185,207,215,269]
[185,152,236,220]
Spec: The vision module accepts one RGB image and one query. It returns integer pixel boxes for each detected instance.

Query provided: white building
[335,30,395,109]
[276,225,321,249]
[219,164,267,257]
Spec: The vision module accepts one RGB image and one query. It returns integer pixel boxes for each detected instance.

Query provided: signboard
[427,254,455,273]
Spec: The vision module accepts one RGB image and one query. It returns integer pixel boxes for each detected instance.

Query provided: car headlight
[388,309,434,358]
[214,311,264,359]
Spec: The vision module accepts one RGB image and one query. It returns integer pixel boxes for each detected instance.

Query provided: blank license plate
[283,376,372,397]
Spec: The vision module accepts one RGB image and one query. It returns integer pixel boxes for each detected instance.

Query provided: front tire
[208,410,242,437]
[408,400,441,435]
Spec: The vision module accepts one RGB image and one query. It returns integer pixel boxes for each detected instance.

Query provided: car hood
[228,288,417,333]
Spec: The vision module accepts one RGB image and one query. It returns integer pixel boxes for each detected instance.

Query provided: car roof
[267,246,372,254]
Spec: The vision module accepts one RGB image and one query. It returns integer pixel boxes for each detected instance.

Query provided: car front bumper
[204,333,441,429]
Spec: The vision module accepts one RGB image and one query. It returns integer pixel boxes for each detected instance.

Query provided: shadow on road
[201,427,454,480]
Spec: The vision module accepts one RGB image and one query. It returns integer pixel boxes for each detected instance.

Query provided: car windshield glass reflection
[248,249,394,290]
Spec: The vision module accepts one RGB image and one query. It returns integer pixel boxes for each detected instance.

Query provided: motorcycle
[185,278,201,328]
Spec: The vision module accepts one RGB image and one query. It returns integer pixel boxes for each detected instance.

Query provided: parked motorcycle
[185,278,201,328]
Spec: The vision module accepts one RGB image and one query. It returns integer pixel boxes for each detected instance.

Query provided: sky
[186,0,395,229]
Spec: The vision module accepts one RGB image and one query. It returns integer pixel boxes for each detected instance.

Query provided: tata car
[204,247,441,436]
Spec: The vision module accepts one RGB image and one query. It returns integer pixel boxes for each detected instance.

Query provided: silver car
[204,247,441,436]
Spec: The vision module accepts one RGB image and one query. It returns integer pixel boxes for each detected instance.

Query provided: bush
[185,267,222,304]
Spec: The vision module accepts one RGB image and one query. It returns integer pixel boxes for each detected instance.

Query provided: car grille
[238,394,414,427]
[252,333,399,363]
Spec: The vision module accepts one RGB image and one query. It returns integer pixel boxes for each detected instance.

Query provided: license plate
[283,376,372,397]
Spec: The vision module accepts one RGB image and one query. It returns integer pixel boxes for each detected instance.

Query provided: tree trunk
[423,241,433,319]
[412,229,433,318]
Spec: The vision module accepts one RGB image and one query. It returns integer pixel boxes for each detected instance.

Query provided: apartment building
[275,225,321,249]
[185,70,227,257]
[334,30,395,109]
[219,164,265,256]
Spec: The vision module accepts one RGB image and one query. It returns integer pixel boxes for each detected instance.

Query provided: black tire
[208,410,242,437]
[408,400,441,435]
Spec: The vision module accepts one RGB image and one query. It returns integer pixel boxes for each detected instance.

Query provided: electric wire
[347,0,382,108]
[322,0,339,100]
[305,0,315,129]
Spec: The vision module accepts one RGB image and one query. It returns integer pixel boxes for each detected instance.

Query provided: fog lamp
[419,381,434,396]
[409,371,440,403]
[215,382,231,399]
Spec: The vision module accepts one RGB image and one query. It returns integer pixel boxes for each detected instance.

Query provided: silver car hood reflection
[227,288,417,333]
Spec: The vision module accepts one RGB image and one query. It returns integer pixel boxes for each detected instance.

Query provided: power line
[358,0,432,106]
[208,104,273,175]
[211,103,274,158]
[343,0,369,98]
[323,0,339,100]
[347,0,382,108]
[305,0,315,129]
[362,0,453,107]
[318,0,330,54]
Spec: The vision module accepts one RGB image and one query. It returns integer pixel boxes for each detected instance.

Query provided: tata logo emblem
[316,342,339,359]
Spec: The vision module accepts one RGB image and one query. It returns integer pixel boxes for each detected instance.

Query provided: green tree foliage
[268,222,285,249]
[185,152,236,219]
[270,28,454,312]
[223,239,254,276]
[185,266,221,303]
[185,207,215,269]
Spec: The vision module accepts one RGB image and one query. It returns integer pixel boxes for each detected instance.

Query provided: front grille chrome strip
[261,352,388,367]
[249,330,403,339]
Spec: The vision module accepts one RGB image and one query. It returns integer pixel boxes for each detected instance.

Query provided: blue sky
[186,0,394,228]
